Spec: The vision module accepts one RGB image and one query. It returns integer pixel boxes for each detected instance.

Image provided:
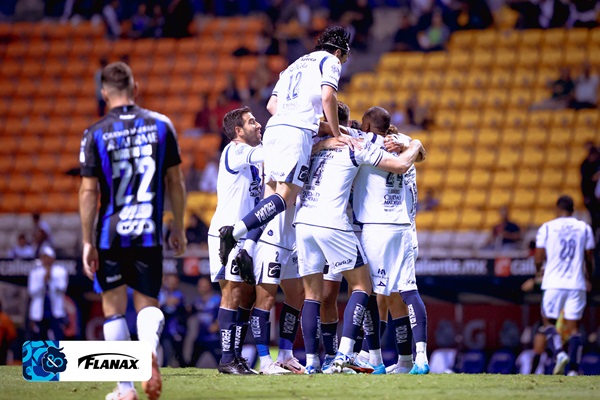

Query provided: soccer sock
[339,290,369,355]
[301,300,321,362]
[234,306,252,358]
[218,307,237,364]
[364,295,382,365]
[278,303,300,362]
[531,353,541,374]
[322,321,339,356]
[233,194,286,240]
[543,326,563,358]
[137,306,165,356]
[353,330,364,353]
[242,229,260,256]
[104,315,134,394]
[401,290,427,345]
[380,320,388,337]
[567,333,582,372]
[393,316,413,358]
[250,308,272,368]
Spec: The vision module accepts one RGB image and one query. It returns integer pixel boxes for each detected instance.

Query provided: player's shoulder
[142,107,175,127]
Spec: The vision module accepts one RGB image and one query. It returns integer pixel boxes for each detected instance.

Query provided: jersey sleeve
[225,143,261,171]
[271,71,285,97]
[354,140,384,168]
[79,129,99,177]
[321,56,341,91]
[164,119,182,169]
[584,224,595,250]
[535,223,548,249]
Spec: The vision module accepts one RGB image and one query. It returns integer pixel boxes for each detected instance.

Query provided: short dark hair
[101,61,134,93]
[556,195,574,213]
[350,120,361,129]
[338,101,350,127]
[315,26,351,54]
[222,106,252,140]
[364,106,391,133]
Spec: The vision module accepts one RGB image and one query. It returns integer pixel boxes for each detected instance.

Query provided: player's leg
[234,283,257,373]
[277,277,305,373]
[563,290,586,376]
[386,293,414,374]
[531,322,547,374]
[541,289,569,375]
[321,276,341,373]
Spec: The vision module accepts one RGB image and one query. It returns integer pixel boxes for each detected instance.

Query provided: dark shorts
[97,246,163,298]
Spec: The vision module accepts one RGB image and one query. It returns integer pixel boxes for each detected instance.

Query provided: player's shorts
[263,125,313,188]
[542,289,586,320]
[208,235,245,283]
[254,241,300,285]
[324,230,362,282]
[96,246,163,298]
[296,224,367,278]
[361,224,417,296]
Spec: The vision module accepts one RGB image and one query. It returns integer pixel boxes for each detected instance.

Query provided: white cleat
[567,370,578,376]
[276,357,305,374]
[553,352,570,375]
[106,387,138,400]
[260,362,292,375]
[386,360,414,374]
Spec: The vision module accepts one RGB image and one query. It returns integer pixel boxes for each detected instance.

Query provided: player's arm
[384,134,427,162]
[79,176,99,280]
[27,270,43,296]
[266,94,277,115]
[165,165,187,256]
[534,247,546,272]
[585,249,595,280]
[376,139,424,175]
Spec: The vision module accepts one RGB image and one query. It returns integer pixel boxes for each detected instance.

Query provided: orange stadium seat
[477,129,501,147]
[472,148,496,169]
[491,170,515,188]
[520,147,545,168]
[539,168,564,189]
[511,189,537,209]
[495,148,521,170]
[515,169,540,188]
[0,193,24,213]
[28,174,53,194]
[9,174,31,192]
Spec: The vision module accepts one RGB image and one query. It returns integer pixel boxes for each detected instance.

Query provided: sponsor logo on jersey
[297,165,309,183]
[333,259,352,268]
[105,274,122,283]
[230,261,240,275]
[267,262,281,278]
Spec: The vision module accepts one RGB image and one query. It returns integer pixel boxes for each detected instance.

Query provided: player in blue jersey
[79,62,186,400]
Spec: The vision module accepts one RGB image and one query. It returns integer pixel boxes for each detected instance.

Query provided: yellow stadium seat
[563,47,587,68]
[438,90,462,110]
[459,211,484,230]
[528,111,554,128]
[520,148,545,168]
[566,28,589,45]
[378,52,403,72]
[568,146,589,168]
[534,67,558,89]
[442,70,467,89]
[507,89,532,109]
[374,73,398,91]
[480,110,505,129]
[520,30,543,47]
[503,110,528,129]
[472,148,497,169]
[472,50,495,69]
[590,28,600,44]
[486,190,512,210]
[400,52,426,70]
[452,129,477,147]
[448,51,472,70]
[418,89,440,108]
[350,72,376,91]
[416,211,436,230]
[540,48,564,66]
[463,188,488,209]
[436,210,461,230]
[533,208,556,226]
[435,110,458,128]
[496,148,522,169]
[425,52,448,70]
[456,111,481,129]
[551,110,575,127]
[562,168,582,191]
[440,189,464,209]
[450,30,475,49]
[574,109,599,127]
[494,49,518,69]
[475,29,499,47]
[547,128,571,148]
[491,170,516,188]
[539,168,564,189]
[523,128,548,146]
[419,169,446,190]
[449,148,474,168]
[511,209,533,227]
[537,188,563,209]
[470,169,492,188]
[484,89,509,108]
[397,73,420,91]
[477,129,501,147]
[465,70,489,89]
[489,69,513,88]
[461,90,485,109]
[542,29,566,45]
[512,68,537,88]
[545,148,570,169]
[517,49,541,69]
[446,168,469,188]
[511,189,537,209]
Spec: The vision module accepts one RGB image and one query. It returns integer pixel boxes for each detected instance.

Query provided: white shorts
[542,289,586,320]
[361,224,417,296]
[324,230,362,282]
[208,235,244,283]
[263,125,313,188]
[296,224,367,278]
[254,242,299,285]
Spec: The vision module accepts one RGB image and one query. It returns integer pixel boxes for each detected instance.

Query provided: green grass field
[2,366,599,400]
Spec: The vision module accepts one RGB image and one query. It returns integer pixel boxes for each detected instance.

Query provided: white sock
[399,354,413,363]
[306,353,320,367]
[277,349,293,363]
[369,349,383,366]
[415,342,428,365]
[232,222,249,240]
[104,316,132,392]
[415,341,427,354]
[243,239,257,256]
[338,337,355,356]
[357,350,370,362]
[260,354,273,369]
[137,306,165,355]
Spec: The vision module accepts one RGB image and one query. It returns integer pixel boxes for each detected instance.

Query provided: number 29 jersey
[80,105,182,250]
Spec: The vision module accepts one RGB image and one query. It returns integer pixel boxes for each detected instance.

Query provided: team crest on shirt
[267,263,281,278]
[297,165,310,183]
[331,64,340,75]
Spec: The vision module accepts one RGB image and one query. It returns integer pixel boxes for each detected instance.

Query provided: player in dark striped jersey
[79,61,186,400]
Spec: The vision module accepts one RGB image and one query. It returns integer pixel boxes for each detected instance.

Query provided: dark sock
[400,290,427,344]
[567,333,582,372]
[321,321,339,356]
[278,303,300,351]
[363,295,381,352]
[393,316,413,356]
[301,300,321,355]
[218,308,237,364]
[234,306,251,357]
[250,308,271,357]
[240,194,286,235]
[544,326,562,358]
[531,353,541,374]
[353,331,364,353]
[342,291,369,341]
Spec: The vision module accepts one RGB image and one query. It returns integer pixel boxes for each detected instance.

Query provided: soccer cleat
[218,359,244,374]
[235,249,256,285]
[260,362,292,375]
[567,370,578,376]
[277,357,305,374]
[321,355,336,374]
[218,225,237,266]
[142,353,162,400]
[386,360,414,374]
[409,363,430,375]
[236,356,259,375]
[553,352,570,375]
[304,365,322,374]
[371,363,386,375]
[105,387,138,400]
[333,352,374,374]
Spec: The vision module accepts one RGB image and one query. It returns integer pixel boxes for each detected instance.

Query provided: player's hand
[82,243,99,281]
[384,135,407,154]
[312,138,346,154]
[169,227,187,257]
[337,134,362,151]
[414,139,427,161]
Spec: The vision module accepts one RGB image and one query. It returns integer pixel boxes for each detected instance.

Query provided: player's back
[80,105,181,249]
[266,50,341,132]
[295,130,384,230]
[538,217,594,290]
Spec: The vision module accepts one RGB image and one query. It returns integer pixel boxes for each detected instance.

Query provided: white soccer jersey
[295,131,385,230]
[208,142,263,236]
[266,51,342,133]
[353,134,411,226]
[536,217,595,291]
[403,164,419,250]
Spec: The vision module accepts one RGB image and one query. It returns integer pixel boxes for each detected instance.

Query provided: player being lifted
[295,108,426,374]
[535,195,595,375]
[218,26,359,269]
[207,107,262,374]
[79,62,187,400]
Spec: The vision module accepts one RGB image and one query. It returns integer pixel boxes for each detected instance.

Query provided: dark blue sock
[353,330,364,353]
[218,307,237,364]
[322,321,339,356]
[363,295,381,351]
[393,316,413,356]
[301,300,321,355]
[250,308,271,357]
[380,320,388,337]
[241,194,286,233]
[567,333,582,372]
[279,303,300,351]
[401,290,427,344]
[342,290,369,341]
[234,306,251,357]
[544,326,562,358]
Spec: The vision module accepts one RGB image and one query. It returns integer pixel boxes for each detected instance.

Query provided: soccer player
[352,108,430,374]
[534,195,595,375]
[79,61,186,400]
[295,115,425,374]
[207,106,263,374]
[218,26,359,268]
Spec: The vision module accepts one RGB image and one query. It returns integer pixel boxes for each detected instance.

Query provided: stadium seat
[472,148,497,169]
[463,189,488,209]
[520,148,545,169]
[477,129,501,147]
[487,350,516,374]
[491,170,516,189]
[469,169,492,188]
[415,211,436,230]
[495,148,521,170]
[457,350,486,374]
[436,210,461,230]
[511,189,537,209]
[515,169,540,188]
[446,169,469,188]
[539,169,564,189]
